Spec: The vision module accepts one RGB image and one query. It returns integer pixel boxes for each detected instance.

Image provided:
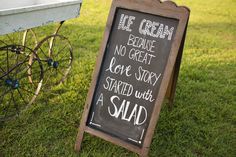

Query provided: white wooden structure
[0,0,82,35]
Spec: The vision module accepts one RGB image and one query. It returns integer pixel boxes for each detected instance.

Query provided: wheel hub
[5,78,19,89]
[47,59,59,69]
[10,45,22,54]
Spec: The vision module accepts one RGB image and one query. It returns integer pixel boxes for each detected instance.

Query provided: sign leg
[165,28,188,109]
[75,127,85,152]
[140,148,149,157]
[75,104,89,153]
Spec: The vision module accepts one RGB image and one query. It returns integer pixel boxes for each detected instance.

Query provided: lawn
[0,0,235,156]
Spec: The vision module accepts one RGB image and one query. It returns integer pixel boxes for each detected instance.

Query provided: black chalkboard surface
[87,8,178,146]
[76,1,190,156]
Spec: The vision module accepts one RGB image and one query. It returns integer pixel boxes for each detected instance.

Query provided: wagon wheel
[0,45,43,121]
[33,34,73,87]
[0,29,38,49]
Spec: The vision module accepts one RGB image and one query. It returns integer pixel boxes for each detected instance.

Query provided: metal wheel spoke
[57,57,71,62]
[14,53,19,70]
[44,67,53,74]
[47,38,52,54]
[0,87,11,97]
[6,34,16,45]
[60,63,71,69]
[17,89,27,106]
[18,86,36,96]
[3,96,12,116]
[0,65,5,73]
[11,90,19,115]
[17,65,32,81]
[27,69,42,77]
[40,59,49,62]
[57,51,71,61]
[14,56,25,79]
[55,45,67,59]
[57,60,70,68]
[44,68,55,85]
[17,32,22,45]
[20,80,41,86]
[0,58,29,80]
[57,69,65,76]
[6,48,10,73]
[19,62,34,75]
[39,47,49,59]
[0,90,11,120]
[0,88,11,104]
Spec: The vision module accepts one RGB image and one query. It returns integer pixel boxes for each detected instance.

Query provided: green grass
[0,0,235,156]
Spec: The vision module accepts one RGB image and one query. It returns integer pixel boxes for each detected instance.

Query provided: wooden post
[75,125,85,152]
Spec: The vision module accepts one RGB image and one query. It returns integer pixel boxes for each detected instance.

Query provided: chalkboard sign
[87,8,179,146]
[76,0,190,156]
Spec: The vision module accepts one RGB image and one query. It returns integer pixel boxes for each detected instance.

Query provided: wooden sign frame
[75,0,190,156]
